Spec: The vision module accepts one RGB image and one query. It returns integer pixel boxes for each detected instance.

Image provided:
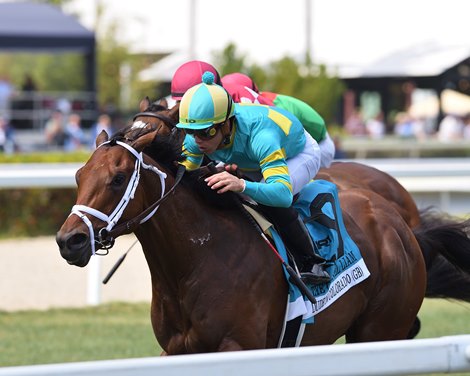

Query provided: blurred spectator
[365,111,386,139]
[64,113,86,151]
[90,113,113,148]
[333,136,347,159]
[21,74,37,92]
[344,108,366,136]
[0,115,15,153]
[0,117,5,151]
[56,97,71,115]
[411,116,429,141]
[45,110,67,148]
[18,74,38,128]
[0,74,14,118]
[463,113,470,140]
[102,98,118,115]
[437,113,464,142]
[393,112,416,138]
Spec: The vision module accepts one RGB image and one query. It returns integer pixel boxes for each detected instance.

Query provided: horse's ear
[158,97,168,109]
[139,97,151,111]
[168,102,179,121]
[132,131,157,152]
[96,130,109,148]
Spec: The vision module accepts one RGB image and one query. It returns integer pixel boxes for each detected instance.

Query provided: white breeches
[287,131,321,195]
[319,132,335,168]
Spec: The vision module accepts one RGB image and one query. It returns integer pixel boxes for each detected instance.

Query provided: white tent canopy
[338,40,470,79]
[139,50,217,82]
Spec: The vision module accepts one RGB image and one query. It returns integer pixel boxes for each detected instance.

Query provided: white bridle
[69,140,167,255]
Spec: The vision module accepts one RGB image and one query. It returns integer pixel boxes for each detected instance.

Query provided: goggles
[185,123,222,140]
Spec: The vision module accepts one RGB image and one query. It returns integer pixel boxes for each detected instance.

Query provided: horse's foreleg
[217,337,244,351]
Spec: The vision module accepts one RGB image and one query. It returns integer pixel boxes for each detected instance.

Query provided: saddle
[199,162,370,347]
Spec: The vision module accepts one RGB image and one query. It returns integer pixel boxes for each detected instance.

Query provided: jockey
[221,82,275,106]
[171,60,222,102]
[177,71,330,285]
[221,73,335,168]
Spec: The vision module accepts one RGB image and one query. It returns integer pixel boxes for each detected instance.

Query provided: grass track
[0,299,469,370]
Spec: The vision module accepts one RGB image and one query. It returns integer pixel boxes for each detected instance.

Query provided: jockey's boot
[259,204,330,285]
[283,214,331,285]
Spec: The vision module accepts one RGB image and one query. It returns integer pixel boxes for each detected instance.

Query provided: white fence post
[86,256,101,306]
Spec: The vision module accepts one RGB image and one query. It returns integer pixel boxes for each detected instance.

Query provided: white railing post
[86,255,101,306]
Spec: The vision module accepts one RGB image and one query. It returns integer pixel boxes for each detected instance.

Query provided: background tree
[213,43,246,76]
[214,44,345,126]
[96,22,130,111]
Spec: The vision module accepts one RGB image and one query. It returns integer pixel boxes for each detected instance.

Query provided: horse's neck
[137,183,266,290]
[133,179,215,284]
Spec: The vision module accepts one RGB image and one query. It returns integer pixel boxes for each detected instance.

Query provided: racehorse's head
[56,130,163,267]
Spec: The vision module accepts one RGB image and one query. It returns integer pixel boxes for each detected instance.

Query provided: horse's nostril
[56,234,65,250]
[66,233,89,251]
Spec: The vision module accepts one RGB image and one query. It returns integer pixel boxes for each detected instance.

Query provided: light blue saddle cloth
[269,179,370,324]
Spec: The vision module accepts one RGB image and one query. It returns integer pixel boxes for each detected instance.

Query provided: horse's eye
[111,174,126,187]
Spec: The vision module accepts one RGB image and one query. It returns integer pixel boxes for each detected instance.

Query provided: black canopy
[0,1,96,92]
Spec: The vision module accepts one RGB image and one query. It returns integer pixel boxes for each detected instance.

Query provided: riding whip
[102,239,139,284]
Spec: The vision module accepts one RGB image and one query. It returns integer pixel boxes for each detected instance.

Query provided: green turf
[0,302,160,366]
[0,299,469,369]
[417,299,470,338]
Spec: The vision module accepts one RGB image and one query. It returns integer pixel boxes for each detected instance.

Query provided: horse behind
[130,99,466,305]
[56,128,470,354]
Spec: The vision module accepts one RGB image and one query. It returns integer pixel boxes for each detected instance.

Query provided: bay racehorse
[131,99,470,304]
[317,162,420,228]
[122,99,470,311]
[56,124,470,353]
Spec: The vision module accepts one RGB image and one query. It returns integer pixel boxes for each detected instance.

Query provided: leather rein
[106,162,186,240]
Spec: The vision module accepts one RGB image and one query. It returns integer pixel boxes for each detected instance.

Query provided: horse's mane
[109,127,183,169]
[183,167,241,209]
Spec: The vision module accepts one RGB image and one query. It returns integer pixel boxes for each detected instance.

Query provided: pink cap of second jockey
[221,72,259,93]
[171,60,221,101]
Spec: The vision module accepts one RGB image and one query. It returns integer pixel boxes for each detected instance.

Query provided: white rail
[0,335,469,376]
[0,163,81,188]
[3,158,470,189]
[2,159,470,214]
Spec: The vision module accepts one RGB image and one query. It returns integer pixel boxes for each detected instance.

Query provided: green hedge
[0,151,90,164]
[0,188,76,238]
[0,152,89,238]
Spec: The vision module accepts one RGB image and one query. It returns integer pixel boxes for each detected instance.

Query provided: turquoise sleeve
[243,180,293,207]
[180,135,204,170]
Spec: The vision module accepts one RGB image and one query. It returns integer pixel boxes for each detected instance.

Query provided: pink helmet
[171,60,221,101]
[221,72,259,93]
[223,82,274,106]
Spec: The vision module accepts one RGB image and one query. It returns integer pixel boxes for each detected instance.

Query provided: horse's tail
[413,208,470,301]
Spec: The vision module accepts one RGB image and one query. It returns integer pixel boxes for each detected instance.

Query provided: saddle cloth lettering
[269,179,370,324]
